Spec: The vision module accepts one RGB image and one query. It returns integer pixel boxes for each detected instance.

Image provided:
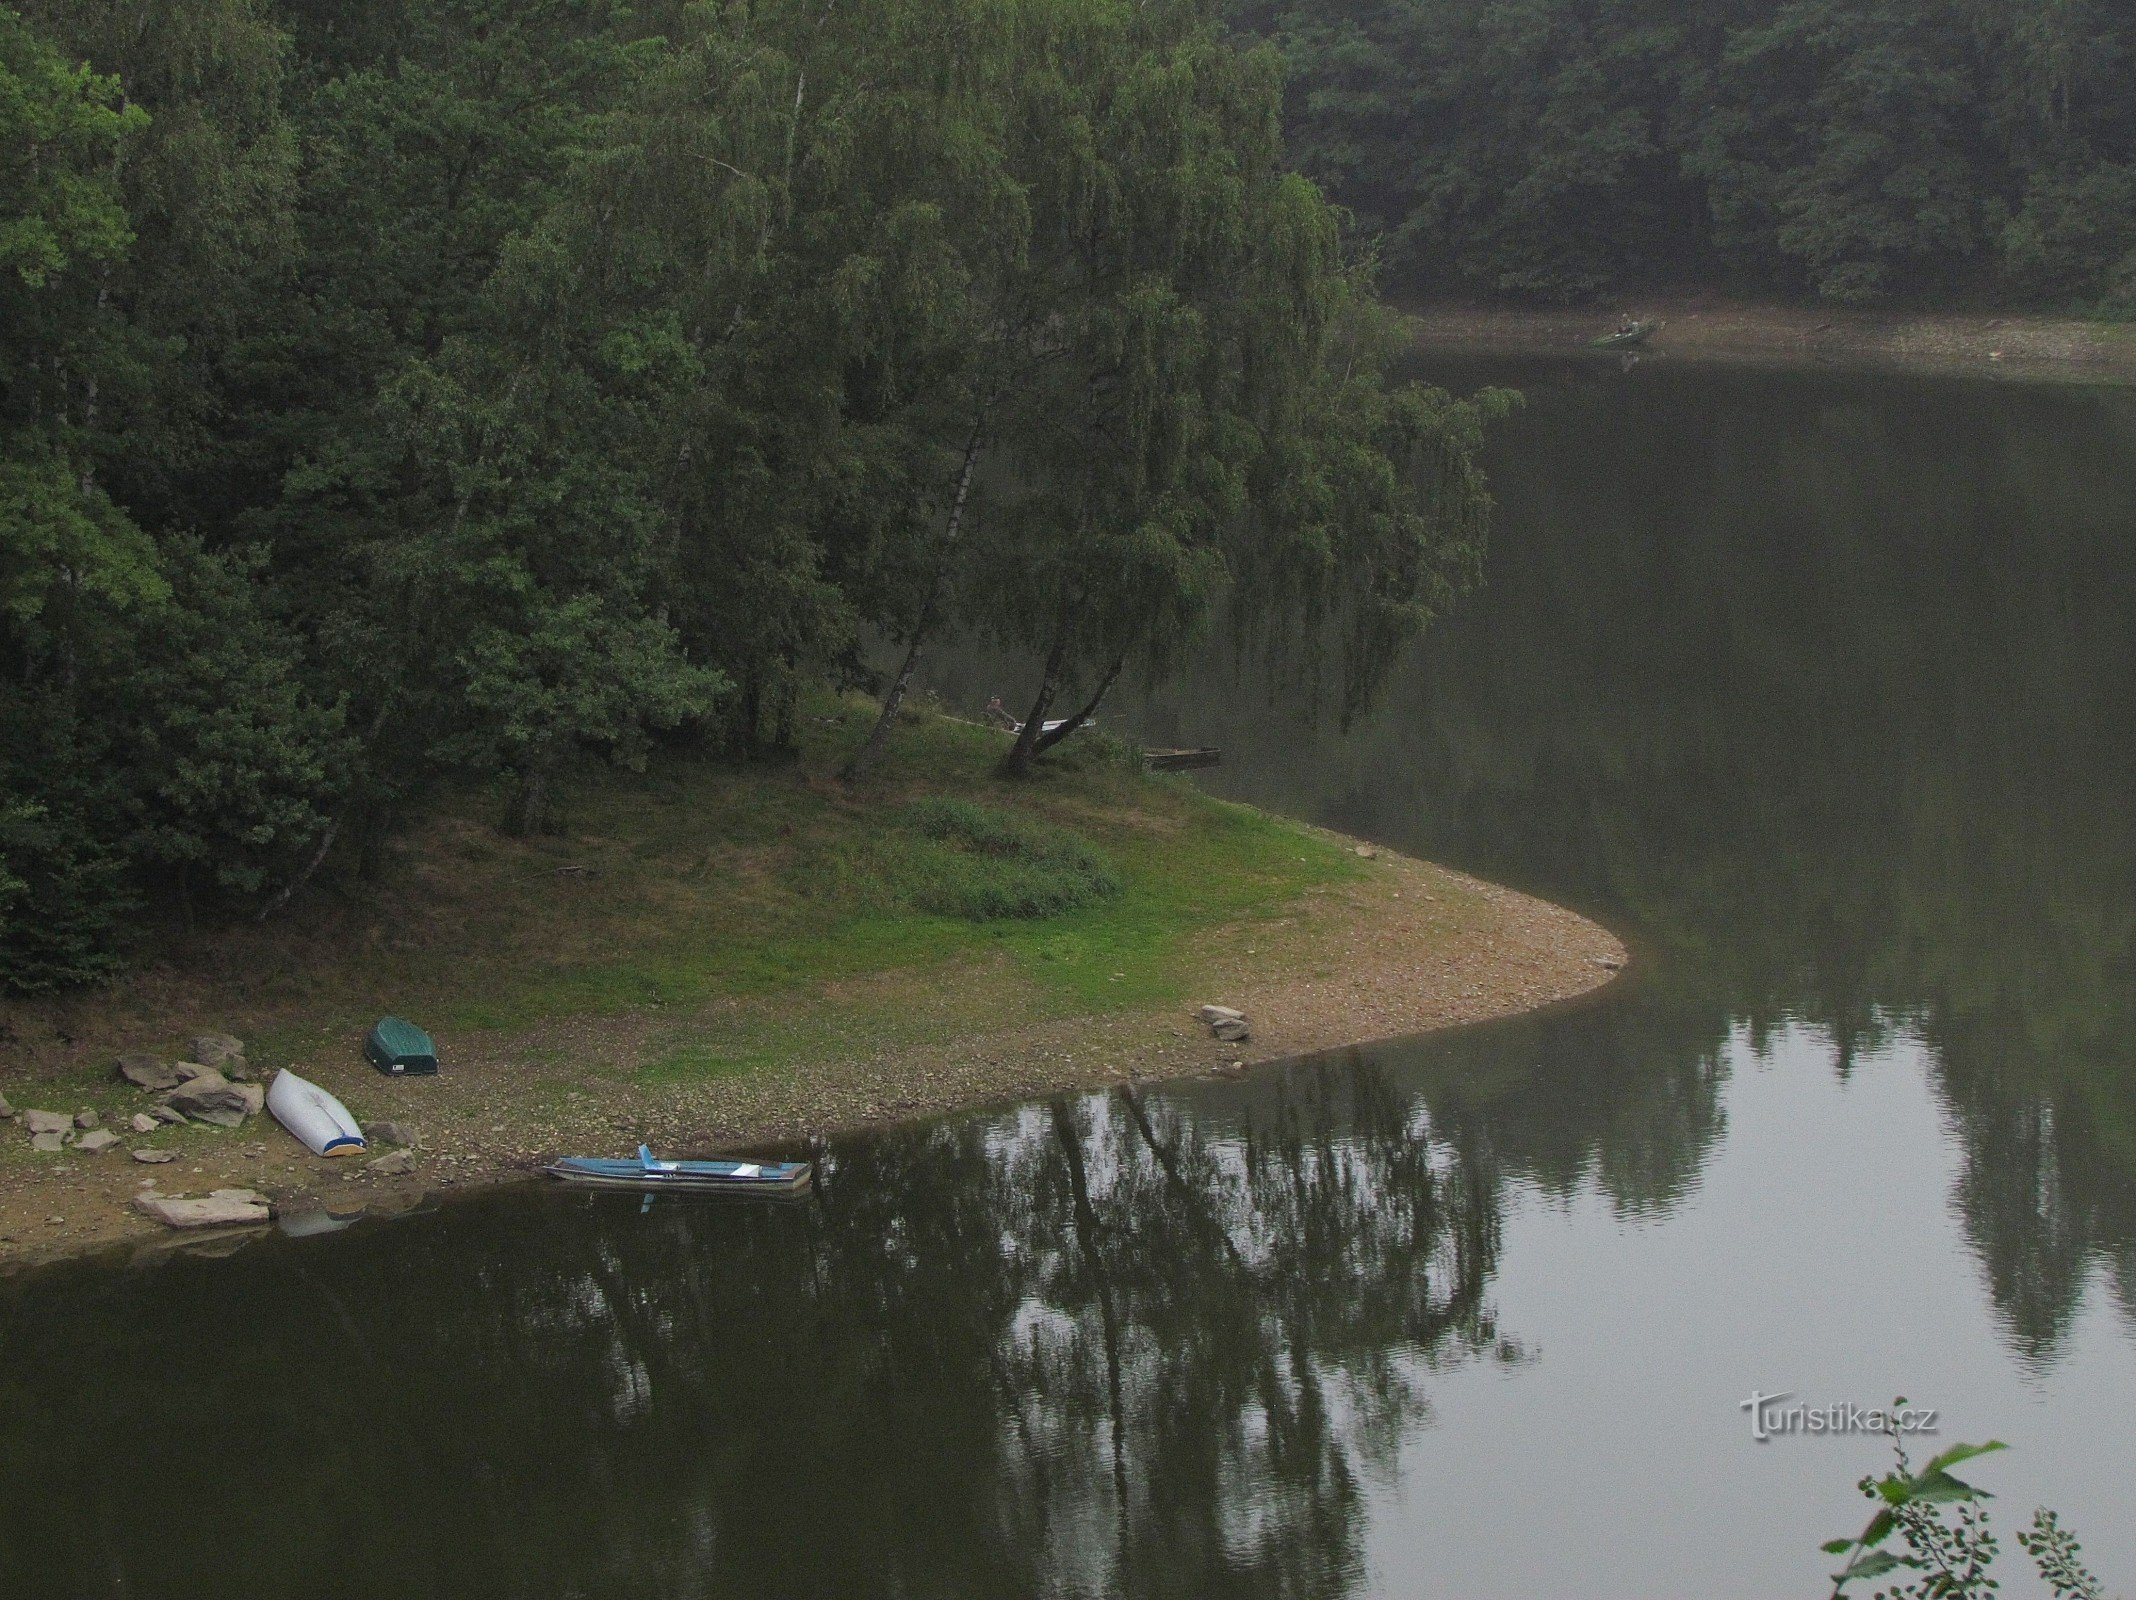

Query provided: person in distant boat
[984,695,1019,731]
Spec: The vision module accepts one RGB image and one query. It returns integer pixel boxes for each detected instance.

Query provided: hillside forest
[0,0,1507,990]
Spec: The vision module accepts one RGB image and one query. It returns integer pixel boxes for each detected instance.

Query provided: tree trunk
[1030,644,1127,758]
[842,415,985,782]
[1000,610,1074,777]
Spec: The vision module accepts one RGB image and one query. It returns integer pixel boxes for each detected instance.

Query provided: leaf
[1908,1468,1990,1506]
[1924,1441,2007,1476]
[1833,1549,1908,1583]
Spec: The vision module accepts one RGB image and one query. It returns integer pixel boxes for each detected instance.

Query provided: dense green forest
[1224,0,2136,304]
[0,0,1503,991]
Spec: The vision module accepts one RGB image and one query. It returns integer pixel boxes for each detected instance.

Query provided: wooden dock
[1144,747,1221,771]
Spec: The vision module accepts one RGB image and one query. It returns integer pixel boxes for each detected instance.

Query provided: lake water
[5,358,2135,1598]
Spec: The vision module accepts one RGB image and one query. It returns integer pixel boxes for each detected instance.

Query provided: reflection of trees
[936,361,2136,1361]
[0,1063,1508,1600]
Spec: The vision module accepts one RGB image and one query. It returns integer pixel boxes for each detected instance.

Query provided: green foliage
[0,0,1471,988]
[1822,1423,2114,1599]
[1230,0,2136,305]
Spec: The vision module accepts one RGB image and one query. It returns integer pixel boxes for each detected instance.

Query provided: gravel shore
[0,830,1624,1273]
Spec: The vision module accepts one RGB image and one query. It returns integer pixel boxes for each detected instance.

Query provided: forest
[0,0,1504,991]
[1225,0,2136,304]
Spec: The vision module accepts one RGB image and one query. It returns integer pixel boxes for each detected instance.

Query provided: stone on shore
[22,1110,72,1136]
[363,1121,414,1148]
[76,1129,120,1153]
[0,1091,14,1119]
[149,1104,189,1126]
[187,1033,246,1069]
[130,1113,159,1134]
[133,1148,178,1164]
[134,1190,272,1229]
[366,1149,416,1176]
[75,1109,101,1130]
[163,1071,263,1128]
[117,1053,183,1091]
[1196,1005,1245,1025]
[1210,1017,1251,1042]
[171,1062,211,1083]
[30,1131,69,1153]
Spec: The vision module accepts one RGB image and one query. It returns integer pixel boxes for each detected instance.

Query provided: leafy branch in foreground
[1822,1407,2114,1599]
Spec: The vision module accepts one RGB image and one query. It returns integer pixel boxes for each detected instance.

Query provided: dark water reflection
[4,359,2136,1597]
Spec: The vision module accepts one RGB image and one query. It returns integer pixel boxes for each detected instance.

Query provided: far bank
[0,703,1624,1270]
[1401,294,2136,383]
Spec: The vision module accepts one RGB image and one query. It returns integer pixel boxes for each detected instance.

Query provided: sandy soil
[0,832,1623,1273]
[1401,293,2136,382]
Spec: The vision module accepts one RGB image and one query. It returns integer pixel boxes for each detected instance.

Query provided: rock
[0,1091,13,1119]
[1196,1005,1245,1025]
[149,1104,189,1126]
[22,1109,72,1136]
[222,1059,257,1083]
[130,1113,159,1134]
[133,1148,177,1165]
[1594,955,1625,971]
[366,1149,416,1177]
[187,1033,246,1069]
[116,1053,183,1091]
[29,1131,68,1153]
[163,1072,263,1128]
[133,1191,271,1230]
[171,1062,211,1083]
[76,1129,120,1153]
[363,1121,414,1148]
[1211,1017,1251,1043]
[1353,844,1378,859]
[75,1108,101,1130]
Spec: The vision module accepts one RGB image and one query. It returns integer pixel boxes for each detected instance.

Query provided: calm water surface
[5,358,2135,1598]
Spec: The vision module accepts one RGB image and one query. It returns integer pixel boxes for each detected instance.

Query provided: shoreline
[0,827,1624,1274]
[1398,293,2136,383]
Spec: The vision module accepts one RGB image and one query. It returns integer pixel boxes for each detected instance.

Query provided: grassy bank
[2,699,1359,1112]
[0,699,1623,1266]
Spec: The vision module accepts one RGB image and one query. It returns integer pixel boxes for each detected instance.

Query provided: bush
[894,797,1122,921]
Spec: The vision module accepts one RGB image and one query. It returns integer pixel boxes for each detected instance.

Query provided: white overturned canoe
[268,1069,366,1157]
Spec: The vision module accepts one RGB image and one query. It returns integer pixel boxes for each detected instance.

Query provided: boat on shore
[267,1070,367,1157]
[547,1146,814,1195]
[1588,320,1657,349]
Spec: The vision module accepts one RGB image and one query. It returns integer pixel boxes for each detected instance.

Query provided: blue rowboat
[546,1145,813,1195]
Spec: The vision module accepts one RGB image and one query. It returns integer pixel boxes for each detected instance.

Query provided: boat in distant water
[268,1070,367,1157]
[547,1146,814,1195]
[1588,320,1657,349]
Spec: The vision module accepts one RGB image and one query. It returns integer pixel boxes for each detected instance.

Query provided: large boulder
[163,1072,263,1128]
[22,1110,72,1136]
[134,1190,271,1229]
[116,1053,183,1092]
